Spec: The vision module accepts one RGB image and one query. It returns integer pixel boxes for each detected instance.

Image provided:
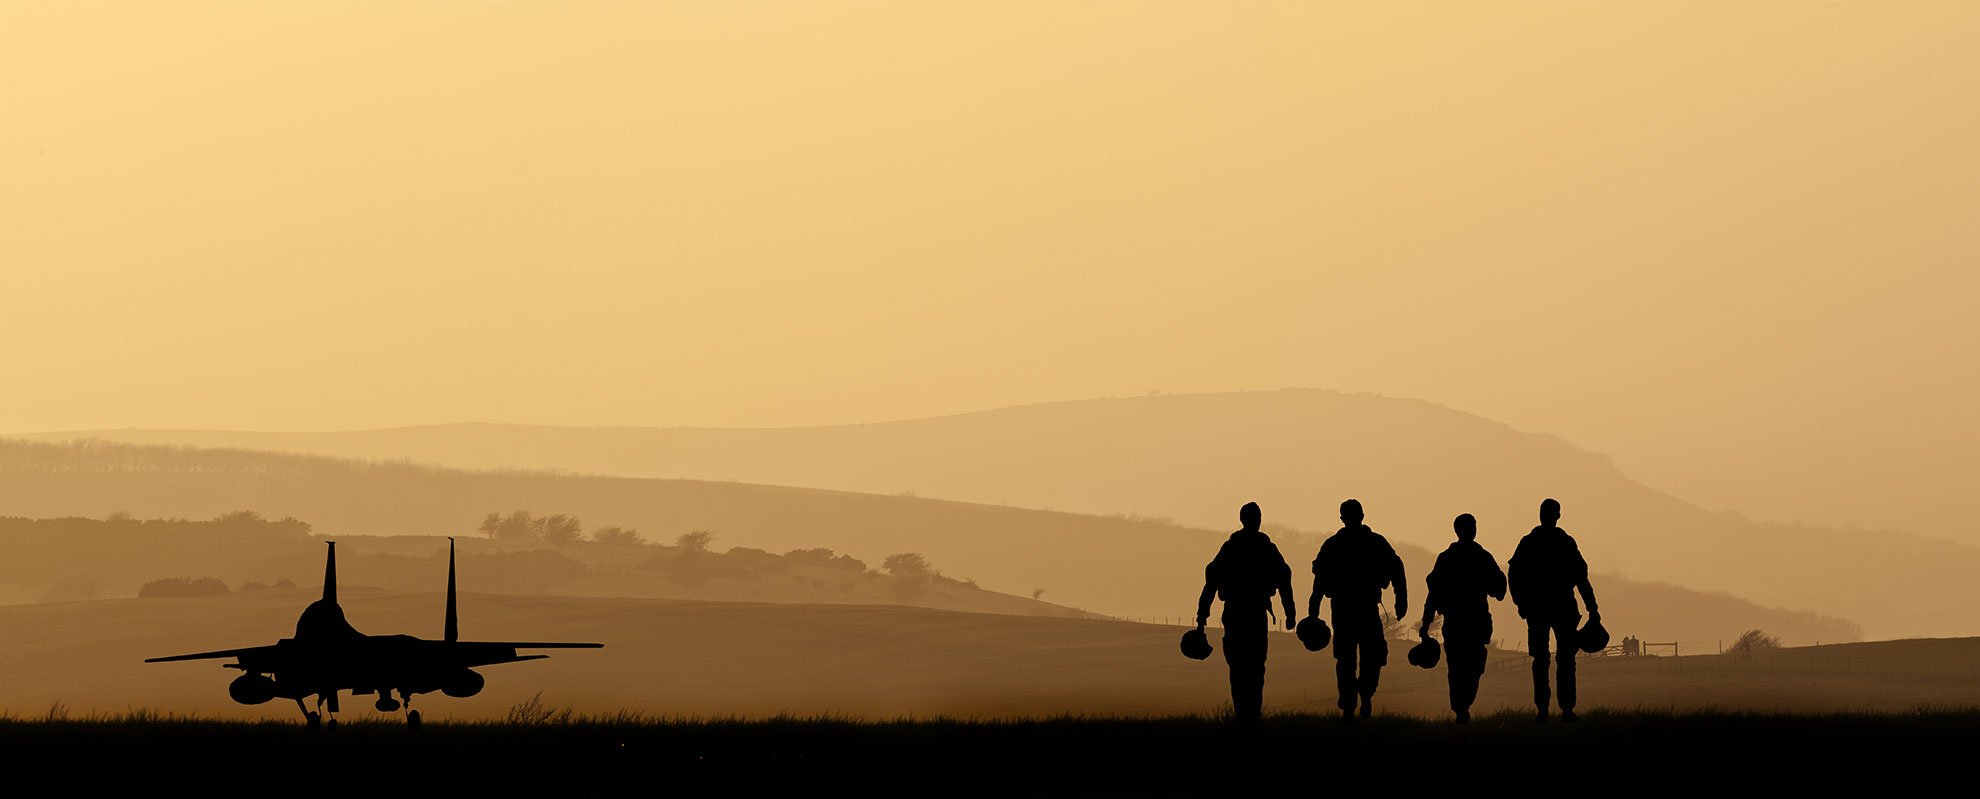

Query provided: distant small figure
[1194,502,1297,723]
[1308,499,1406,721]
[1419,513,1506,724]
[1508,498,1599,723]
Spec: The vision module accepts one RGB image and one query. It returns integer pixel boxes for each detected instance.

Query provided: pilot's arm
[1307,546,1328,619]
[1507,538,1530,612]
[1572,545,1598,619]
[1419,570,1440,636]
[1195,562,1218,630]
[1274,555,1296,629]
[1389,547,1409,621]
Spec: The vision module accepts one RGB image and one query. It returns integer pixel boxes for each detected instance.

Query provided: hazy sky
[3,3,1976,534]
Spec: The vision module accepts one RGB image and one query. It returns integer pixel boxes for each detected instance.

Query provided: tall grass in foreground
[6,694,1980,730]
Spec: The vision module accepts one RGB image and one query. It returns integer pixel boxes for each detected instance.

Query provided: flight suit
[1311,525,1406,713]
[1423,539,1506,716]
[1196,529,1295,722]
[1509,525,1598,714]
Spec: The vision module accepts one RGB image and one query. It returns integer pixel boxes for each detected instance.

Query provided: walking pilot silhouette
[1508,498,1599,723]
[1194,502,1296,723]
[1307,499,1405,721]
[1420,513,1506,723]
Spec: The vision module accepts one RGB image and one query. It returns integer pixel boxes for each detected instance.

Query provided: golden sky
[3,2,1977,532]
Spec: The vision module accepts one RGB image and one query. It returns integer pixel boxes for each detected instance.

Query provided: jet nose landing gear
[374,696,401,713]
[399,690,422,730]
[302,692,341,731]
[296,698,325,732]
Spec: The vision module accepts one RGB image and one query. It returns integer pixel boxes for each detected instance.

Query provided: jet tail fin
[445,537,459,643]
[322,541,337,604]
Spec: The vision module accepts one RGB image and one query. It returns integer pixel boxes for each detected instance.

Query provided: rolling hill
[13,390,1976,638]
[0,514,1081,619]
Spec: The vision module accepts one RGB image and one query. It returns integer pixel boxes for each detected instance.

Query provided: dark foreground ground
[4,709,1972,797]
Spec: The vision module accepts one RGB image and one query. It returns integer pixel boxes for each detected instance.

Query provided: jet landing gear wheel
[325,718,339,731]
[375,696,402,713]
[406,710,422,731]
[305,711,322,732]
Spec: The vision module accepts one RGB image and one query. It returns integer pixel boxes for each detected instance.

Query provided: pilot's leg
[1332,607,1359,713]
[1222,617,1267,722]
[1528,619,1552,714]
[1555,619,1578,713]
[1446,617,1488,716]
[1359,620,1387,706]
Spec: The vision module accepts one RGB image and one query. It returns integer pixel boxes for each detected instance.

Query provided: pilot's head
[1239,502,1262,531]
[1340,499,1365,527]
[1454,513,1477,541]
[1540,498,1561,526]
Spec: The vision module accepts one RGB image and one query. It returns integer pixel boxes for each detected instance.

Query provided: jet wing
[145,645,280,664]
[449,641,603,668]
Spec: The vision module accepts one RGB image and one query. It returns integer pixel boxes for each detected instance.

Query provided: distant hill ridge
[8,389,1973,638]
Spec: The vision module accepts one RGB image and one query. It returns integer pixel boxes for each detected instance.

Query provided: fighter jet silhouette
[146,538,602,729]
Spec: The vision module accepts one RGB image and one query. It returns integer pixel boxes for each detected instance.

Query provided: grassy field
[3,708,1971,796]
[7,591,1979,723]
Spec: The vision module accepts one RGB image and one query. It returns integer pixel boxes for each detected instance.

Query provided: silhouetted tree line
[138,577,231,597]
[0,511,315,602]
[0,510,312,540]
[477,510,642,547]
[464,516,979,595]
[627,530,975,597]
[642,531,864,587]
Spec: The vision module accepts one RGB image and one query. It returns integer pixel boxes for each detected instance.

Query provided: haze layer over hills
[17,390,1969,639]
[0,439,1864,645]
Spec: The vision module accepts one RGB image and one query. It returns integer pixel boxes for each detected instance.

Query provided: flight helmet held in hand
[1407,636,1442,669]
[1180,628,1213,660]
[1296,616,1331,652]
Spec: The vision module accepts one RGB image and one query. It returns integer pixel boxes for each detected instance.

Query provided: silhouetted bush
[726,547,789,575]
[676,530,715,552]
[539,514,583,547]
[1381,607,1410,641]
[592,526,643,546]
[884,553,933,600]
[784,548,867,572]
[883,553,931,578]
[1730,628,1783,657]
[139,577,230,598]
